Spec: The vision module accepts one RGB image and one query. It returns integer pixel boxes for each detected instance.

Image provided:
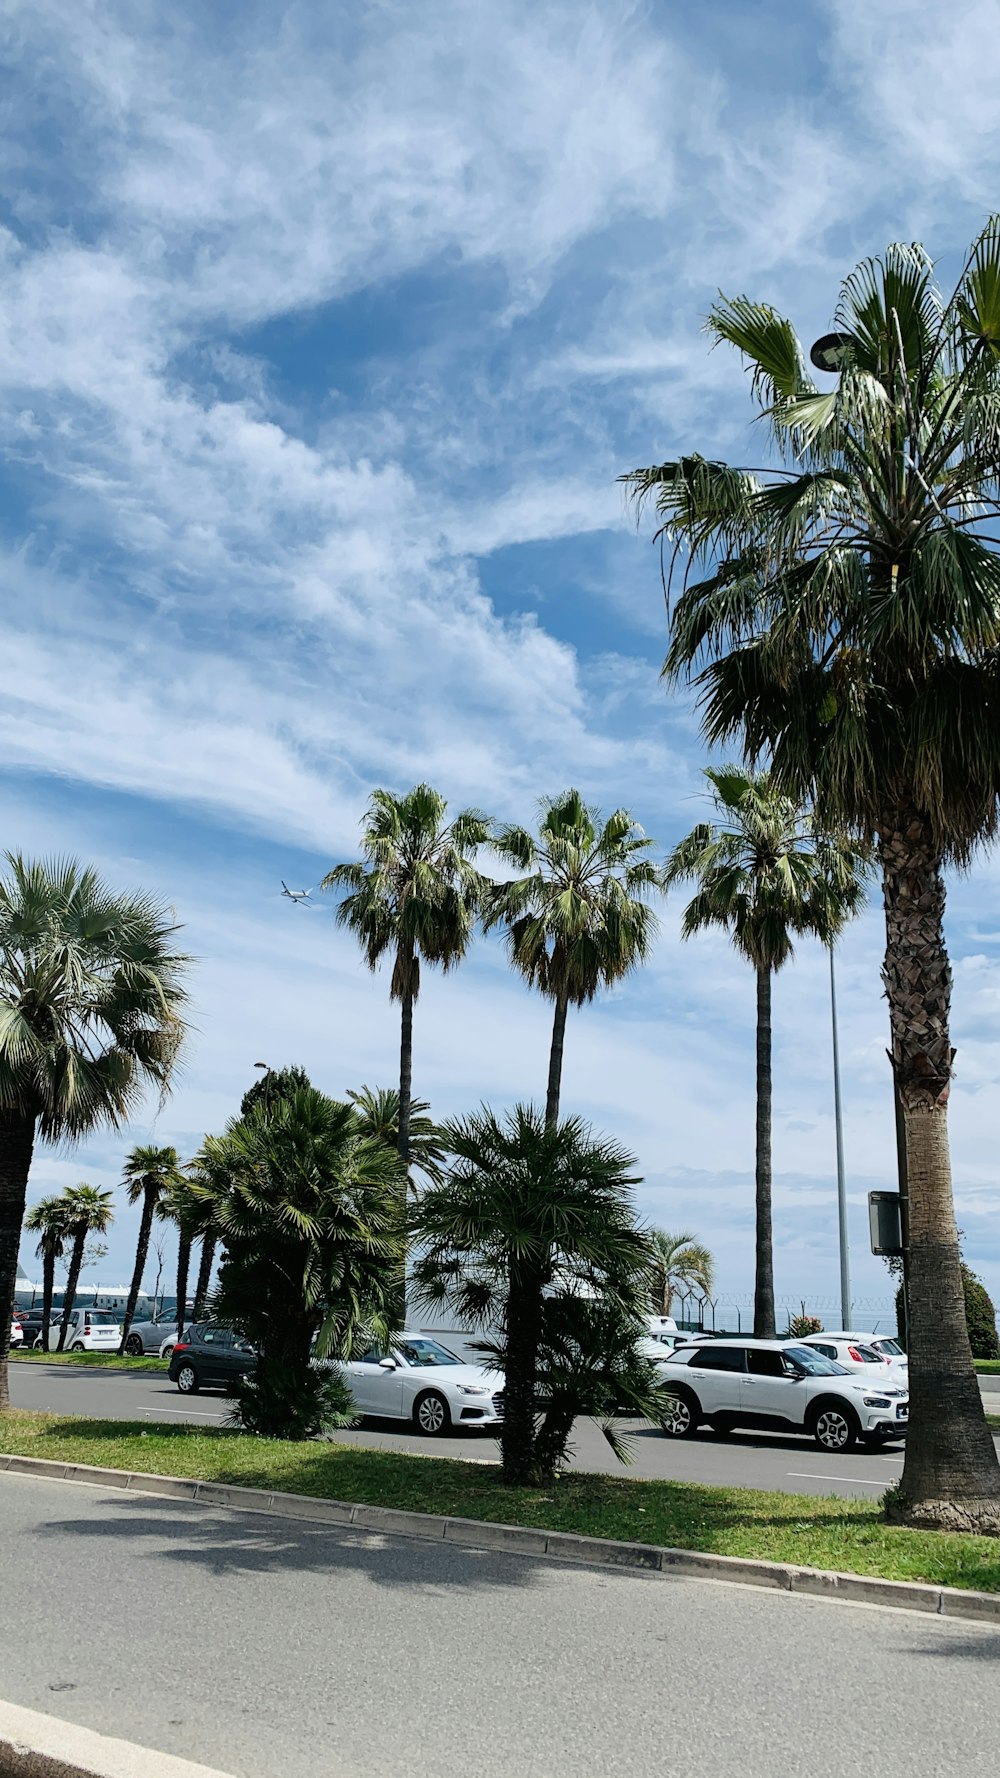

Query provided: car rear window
[86,1312,118,1325]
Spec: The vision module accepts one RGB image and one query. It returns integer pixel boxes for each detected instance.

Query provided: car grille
[492,1392,505,1418]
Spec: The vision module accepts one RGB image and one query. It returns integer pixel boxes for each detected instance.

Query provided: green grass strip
[974,1359,1000,1374]
[1,1411,997,1593]
[10,1351,169,1370]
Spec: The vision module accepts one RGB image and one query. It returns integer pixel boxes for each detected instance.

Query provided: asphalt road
[2,1472,997,1778]
[13,1361,1000,1500]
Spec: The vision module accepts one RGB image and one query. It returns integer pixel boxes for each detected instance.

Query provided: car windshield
[784,1345,849,1376]
[871,1338,904,1357]
[394,1339,464,1367]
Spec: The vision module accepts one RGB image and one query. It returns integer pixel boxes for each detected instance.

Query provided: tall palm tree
[648,1229,715,1319]
[23,1195,70,1352]
[485,791,660,1126]
[322,786,489,1170]
[624,223,1000,1527]
[119,1145,185,1351]
[410,1104,659,1485]
[191,1225,217,1323]
[155,1174,206,1340]
[0,855,189,1404]
[347,1085,446,1187]
[57,1183,115,1350]
[663,768,866,1339]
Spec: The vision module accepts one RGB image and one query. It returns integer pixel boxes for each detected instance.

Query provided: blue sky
[5,0,1000,1322]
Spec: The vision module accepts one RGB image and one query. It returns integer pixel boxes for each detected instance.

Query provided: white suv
[657,1339,909,1452]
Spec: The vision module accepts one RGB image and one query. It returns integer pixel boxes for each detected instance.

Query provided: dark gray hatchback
[167,1323,257,1394]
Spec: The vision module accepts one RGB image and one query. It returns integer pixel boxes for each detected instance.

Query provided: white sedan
[340,1335,504,1436]
[800,1332,908,1382]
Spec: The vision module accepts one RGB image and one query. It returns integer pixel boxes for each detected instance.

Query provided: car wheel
[413,1390,451,1436]
[125,1335,144,1357]
[175,1362,199,1394]
[70,1341,86,1353]
[659,1387,700,1439]
[811,1401,859,1453]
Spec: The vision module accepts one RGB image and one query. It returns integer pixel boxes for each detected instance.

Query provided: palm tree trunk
[40,1248,55,1353]
[753,962,776,1340]
[398,981,414,1169]
[501,1259,545,1484]
[58,1231,86,1352]
[880,814,1000,1531]
[545,991,570,1129]
[193,1233,216,1321]
[175,1234,191,1340]
[0,1111,36,1410]
[119,1187,156,1354]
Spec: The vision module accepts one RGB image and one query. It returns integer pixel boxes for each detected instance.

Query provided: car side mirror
[378,1357,397,1371]
[784,1364,805,1379]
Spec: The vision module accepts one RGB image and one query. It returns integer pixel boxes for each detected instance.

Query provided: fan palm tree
[57,1183,115,1350]
[624,222,1000,1527]
[410,1104,659,1485]
[23,1195,70,1353]
[485,791,660,1127]
[663,768,867,1338]
[347,1085,446,1187]
[648,1229,715,1319]
[0,855,188,1404]
[155,1173,207,1341]
[191,1225,217,1323]
[191,1087,406,1435]
[321,786,490,1171]
[119,1145,185,1352]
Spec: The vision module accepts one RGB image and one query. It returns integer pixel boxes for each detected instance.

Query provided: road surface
[12,1361,1000,1500]
[1,1471,996,1778]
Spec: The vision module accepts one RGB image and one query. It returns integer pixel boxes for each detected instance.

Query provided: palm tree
[648,1229,715,1319]
[624,224,1000,1527]
[347,1085,446,1187]
[321,786,489,1170]
[0,855,188,1403]
[57,1183,115,1350]
[485,791,660,1127]
[191,1226,217,1323]
[23,1195,70,1352]
[119,1145,185,1352]
[663,768,866,1338]
[155,1174,205,1341]
[193,1086,406,1435]
[410,1104,659,1485]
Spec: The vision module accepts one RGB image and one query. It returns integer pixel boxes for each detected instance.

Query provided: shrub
[895,1266,999,1358]
[228,1363,358,1440]
[787,1313,822,1338]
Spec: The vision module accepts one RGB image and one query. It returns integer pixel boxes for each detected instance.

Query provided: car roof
[675,1337,805,1350]
[805,1331,888,1341]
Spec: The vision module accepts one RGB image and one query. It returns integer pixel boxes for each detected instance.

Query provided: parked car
[41,1309,121,1352]
[803,1330,908,1376]
[9,1319,23,1347]
[18,1310,60,1350]
[121,1315,186,1357]
[339,1334,504,1436]
[168,1323,257,1394]
[799,1332,908,1382]
[657,1338,909,1452]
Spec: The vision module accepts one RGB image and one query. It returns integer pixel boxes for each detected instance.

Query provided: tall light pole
[829,944,852,1328]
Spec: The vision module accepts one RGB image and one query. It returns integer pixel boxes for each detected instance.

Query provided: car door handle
[741,1378,756,1386]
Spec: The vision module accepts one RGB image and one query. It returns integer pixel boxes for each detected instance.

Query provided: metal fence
[669,1291,899,1335]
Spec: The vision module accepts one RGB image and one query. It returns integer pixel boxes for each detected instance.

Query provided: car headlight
[456,1385,488,1396]
[863,1396,890,1408]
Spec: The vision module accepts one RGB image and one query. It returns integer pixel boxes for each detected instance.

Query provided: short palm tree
[23,1195,70,1352]
[485,791,660,1127]
[648,1229,715,1318]
[57,1183,115,1349]
[663,768,866,1338]
[624,223,1000,1526]
[0,856,188,1403]
[347,1085,446,1187]
[322,786,490,1171]
[119,1145,185,1351]
[410,1104,659,1485]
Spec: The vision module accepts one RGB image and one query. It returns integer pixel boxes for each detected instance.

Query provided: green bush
[228,1364,358,1440]
[787,1313,822,1338]
[894,1265,999,1359]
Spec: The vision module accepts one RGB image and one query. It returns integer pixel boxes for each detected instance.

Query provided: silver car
[121,1316,185,1357]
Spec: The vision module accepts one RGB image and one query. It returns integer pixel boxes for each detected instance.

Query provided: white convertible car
[341,1334,505,1436]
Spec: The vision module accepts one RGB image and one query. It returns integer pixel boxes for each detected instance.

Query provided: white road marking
[138,1407,228,1422]
[787,1472,884,1486]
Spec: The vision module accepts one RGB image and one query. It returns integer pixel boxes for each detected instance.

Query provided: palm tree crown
[648,1229,714,1319]
[486,790,660,1125]
[624,224,1000,1527]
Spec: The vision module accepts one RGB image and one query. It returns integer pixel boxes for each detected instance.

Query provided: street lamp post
[829,945,852,1329]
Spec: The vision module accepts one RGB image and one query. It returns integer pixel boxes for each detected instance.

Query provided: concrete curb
[0,1698,236,1778]
[2,1450,999,1625]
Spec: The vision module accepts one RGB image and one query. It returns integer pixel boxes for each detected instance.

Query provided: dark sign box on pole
[869,1190,904,1258]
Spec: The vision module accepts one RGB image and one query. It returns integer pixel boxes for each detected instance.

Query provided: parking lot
[14,1359,992,1500]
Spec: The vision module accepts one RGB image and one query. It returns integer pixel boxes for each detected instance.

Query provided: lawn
[974,1359,1000,1374]
[1,1411,998,1593]
[10,1351,168,1371]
